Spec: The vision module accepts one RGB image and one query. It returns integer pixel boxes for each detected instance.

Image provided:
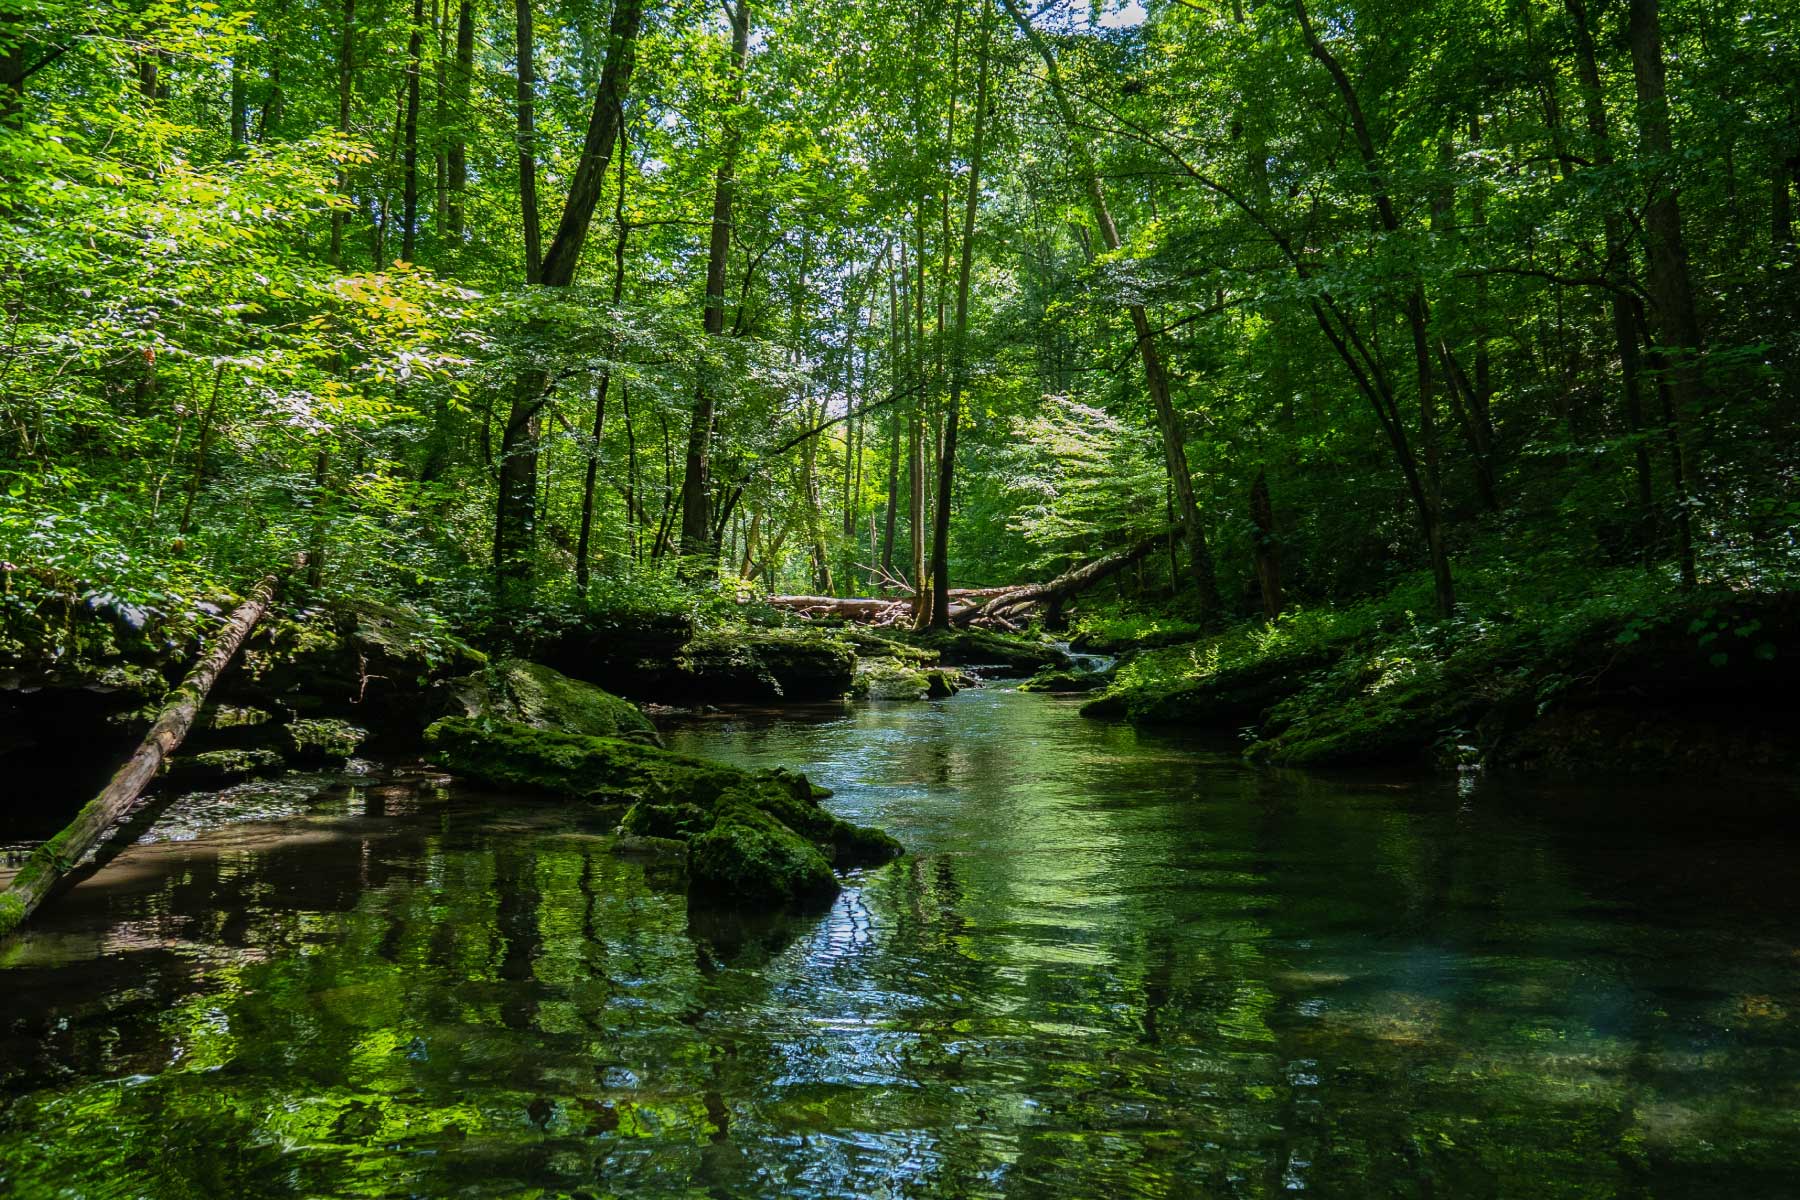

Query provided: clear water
[2,685,1797,1198]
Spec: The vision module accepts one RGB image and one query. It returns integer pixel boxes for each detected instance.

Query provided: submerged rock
[423,717,901,904]
[436,659,661,745]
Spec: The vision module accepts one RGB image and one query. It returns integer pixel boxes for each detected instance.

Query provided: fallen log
[0,569,284,938]
[959,525,1179,627]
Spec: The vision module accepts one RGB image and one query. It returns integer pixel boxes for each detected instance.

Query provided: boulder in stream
[423,717,901,904]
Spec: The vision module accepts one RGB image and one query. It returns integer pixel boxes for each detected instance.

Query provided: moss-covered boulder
[669,629,857,702]
[903,629,1069,677]
[1019,667,1112,694]
[229,601,485,732]
[423,717,900,903]
[851,659,965,701]
[436,659,660,745]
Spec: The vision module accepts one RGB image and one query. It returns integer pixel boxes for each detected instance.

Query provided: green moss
[424,717,900,904]
[199,704,273,730]
[284,718,367,763]
[852,660,931,700]
[688,800,838,903]
[440,659,659,744]
[0,892,26,939]
[1018,668,1110,693]
[174,747,286,781]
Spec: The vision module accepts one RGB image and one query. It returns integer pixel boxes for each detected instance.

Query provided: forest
[2,0,1799,1194]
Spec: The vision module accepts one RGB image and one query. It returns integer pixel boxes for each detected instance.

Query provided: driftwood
[0,570,283,937]
[764,526,1179,630]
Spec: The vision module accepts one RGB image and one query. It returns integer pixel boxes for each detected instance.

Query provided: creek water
[1,683,1797,1198]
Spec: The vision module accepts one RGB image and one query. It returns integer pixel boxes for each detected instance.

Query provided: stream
[2,683,1797,1197]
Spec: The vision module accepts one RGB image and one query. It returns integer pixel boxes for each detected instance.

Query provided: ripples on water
[1,684,1797,1198]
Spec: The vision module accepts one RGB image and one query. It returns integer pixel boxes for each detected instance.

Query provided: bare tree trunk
[1250,468,1282,618]
[1295,0,1454,615]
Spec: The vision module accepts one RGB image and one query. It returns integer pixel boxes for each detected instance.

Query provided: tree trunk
[1295,0,1454,615]
[679,0,751,563]
[493,0,642,593]
[928,8,992,628]
[402,0,423,262]
[447,0,473,238]
[0,571,282,937]
[1250,468,1282,618]
[1567,0,1656,552]
[514,0,542,284]
[575,133,632,594]
[329,0,355,266]
[1000,0,1223,623]
[1626,0,1701,589]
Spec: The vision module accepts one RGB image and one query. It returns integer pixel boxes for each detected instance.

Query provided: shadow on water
[2,685,1798,1198]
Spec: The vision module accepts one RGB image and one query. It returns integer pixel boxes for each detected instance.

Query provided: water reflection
[1,688,1797,1198]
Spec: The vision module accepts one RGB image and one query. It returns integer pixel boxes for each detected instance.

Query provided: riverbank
[1077,569,1800,776]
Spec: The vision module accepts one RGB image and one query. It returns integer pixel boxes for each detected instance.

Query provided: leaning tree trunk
[1000,0,1223,623]
[0,571,283,937]
[493,0,642,593]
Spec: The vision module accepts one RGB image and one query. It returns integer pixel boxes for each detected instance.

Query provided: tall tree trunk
[679,0,752,563]
[575,134,632,594]
[493,0,643,594]
[1625,0,1701,588]
[329,0,355,266]
[928,9,992,628]
[1565,0,1657,553]
[1250,468,1282,618]
[1294,0,1454,615]
[402,0,424,262]
[447,0,472,238]
[1001,0,1224,623]
[513,0,542,284]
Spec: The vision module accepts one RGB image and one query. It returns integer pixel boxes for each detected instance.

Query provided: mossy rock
[230,601,485,730]
[437,659,660,745]
[851,659,967,701]
[169,747,286,782]
[197,704,274,731]
[672,629,857,701]
[1019,668,1112,693]
[423,717,900,904]
[903,629,1068,677]
[285,718,367,764]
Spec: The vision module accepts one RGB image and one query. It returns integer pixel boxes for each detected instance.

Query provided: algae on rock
[423,717,900,903]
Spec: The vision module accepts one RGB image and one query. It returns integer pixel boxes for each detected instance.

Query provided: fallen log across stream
[0,569,284,937]
[766,524,1180,629]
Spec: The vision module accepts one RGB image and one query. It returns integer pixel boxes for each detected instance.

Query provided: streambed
[1,683,1797,1197]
